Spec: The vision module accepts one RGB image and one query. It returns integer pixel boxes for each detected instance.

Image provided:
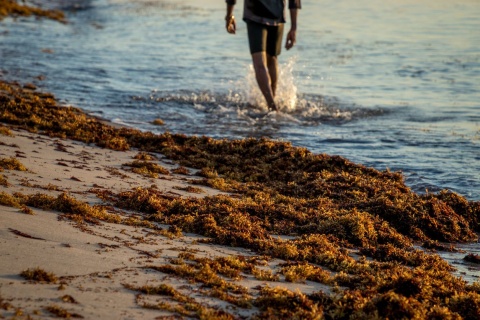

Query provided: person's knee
[266,54,278,67]
[266,54,277,62]
[252,52,267,70]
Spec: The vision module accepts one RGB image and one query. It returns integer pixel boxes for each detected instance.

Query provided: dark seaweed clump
[20,267,57,283]
[1,80,480,319]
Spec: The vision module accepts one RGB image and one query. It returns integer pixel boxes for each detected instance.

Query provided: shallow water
[439,242,480,284]
[0,0,479,201]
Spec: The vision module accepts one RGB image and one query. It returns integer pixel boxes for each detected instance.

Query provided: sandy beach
[0,121,332,319]
[1,1,480,319]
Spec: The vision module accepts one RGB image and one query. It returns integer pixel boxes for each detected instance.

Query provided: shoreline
[1,79,480,318]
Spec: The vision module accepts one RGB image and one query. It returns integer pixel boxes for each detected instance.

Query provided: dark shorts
[246,21,284,57]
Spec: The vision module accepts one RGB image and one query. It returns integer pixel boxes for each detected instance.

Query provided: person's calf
[252,52,277,111]
[266,54,279,97]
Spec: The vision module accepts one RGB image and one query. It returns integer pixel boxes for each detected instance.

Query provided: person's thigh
[247,21,267,54]
[266,24,284,57]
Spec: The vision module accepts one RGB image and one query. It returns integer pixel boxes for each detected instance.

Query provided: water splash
[276,57,299,112]
[228,57,377,124]
[148,57,383,127]
[236,57,299,112]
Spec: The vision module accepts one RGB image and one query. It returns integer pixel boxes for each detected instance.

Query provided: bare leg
[267,54,278,98]
[251,52,277,111]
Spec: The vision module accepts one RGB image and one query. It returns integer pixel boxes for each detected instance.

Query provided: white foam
[235,57,300,112]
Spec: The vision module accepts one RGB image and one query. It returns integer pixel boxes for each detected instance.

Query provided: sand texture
[0,126,332,319]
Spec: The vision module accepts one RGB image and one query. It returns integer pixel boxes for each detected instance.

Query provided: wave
[142,57,386,128]
[146,90,386,127]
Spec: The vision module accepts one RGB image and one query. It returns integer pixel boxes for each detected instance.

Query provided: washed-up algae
[1,80,478,243]
[20,267,58,284]
[0,0,65,22]
[1,79,480,319]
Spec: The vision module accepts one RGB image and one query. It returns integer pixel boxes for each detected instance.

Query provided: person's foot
[268,102,278,111]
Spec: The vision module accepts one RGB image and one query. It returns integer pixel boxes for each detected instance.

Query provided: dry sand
[0,125,330,319]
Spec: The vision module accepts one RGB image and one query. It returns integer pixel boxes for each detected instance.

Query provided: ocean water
[0,0,479,201]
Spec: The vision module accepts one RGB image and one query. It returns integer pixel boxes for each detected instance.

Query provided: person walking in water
[225,0,301,112]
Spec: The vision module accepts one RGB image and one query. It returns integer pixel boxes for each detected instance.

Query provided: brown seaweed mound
[1,80,478,246]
